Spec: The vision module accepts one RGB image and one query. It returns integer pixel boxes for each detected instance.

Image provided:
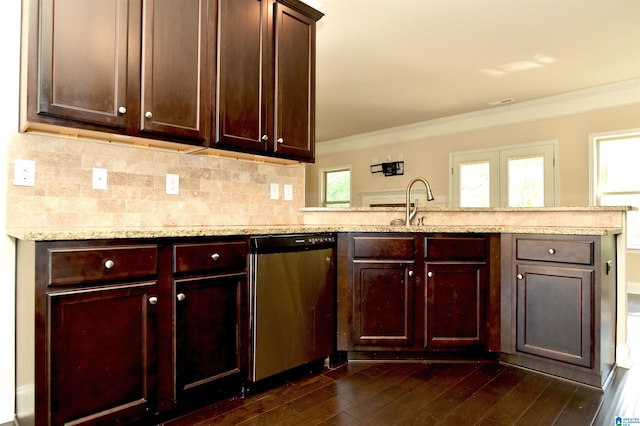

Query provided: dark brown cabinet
[16,237,249,426]
[350,235,417,348]
[48,282,158,425]
[27,0,211,143]
[500,234,617,388]
[171,241,248,400]
[338,233,498,356]
[214,0,323,161]
[424,237,488,348]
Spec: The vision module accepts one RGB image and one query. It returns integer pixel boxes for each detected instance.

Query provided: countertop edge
[6,225,622,241]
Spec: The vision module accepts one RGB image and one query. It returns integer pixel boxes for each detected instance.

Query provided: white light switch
[13,159,36,187]
[166,173,179,195]
[284,184,293,201]
[270,183,280,200]
[92,168,108,190]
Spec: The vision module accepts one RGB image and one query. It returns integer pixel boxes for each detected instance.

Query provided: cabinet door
[516,263,593,367]
[174,273,246,399]
[214,0,270,152]
[425,263,486,347]
[48,281,157,426]
[352,262,415,346]
[140,0,210,140]
[37,0,135,128]
[272,2,316,161]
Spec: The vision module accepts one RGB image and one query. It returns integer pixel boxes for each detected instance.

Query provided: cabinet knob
[177,293,186,302]
[277,138,284,144]
[517,273,523,280]
[211,253,220,261]
[104,259,115,269]
[427,271,433,278]
[408,270,414,277]
[148,296,158,305]
[262,135,269,141]
[145,111,153,119]
[548,248,556,255]
[118,106,127,114]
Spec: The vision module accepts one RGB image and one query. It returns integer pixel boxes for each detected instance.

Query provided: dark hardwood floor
[162,295,640,426]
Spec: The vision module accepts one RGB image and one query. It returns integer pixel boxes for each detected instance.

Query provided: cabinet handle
[118,106,127,114]
[148,296,158,305]
[211,253,220,261]
[517,273,523,280]
[427,271,433,278]
[104,259,115,269]
[145,111,153,119]
[262,135,269,141]
[548,248,556,255]
[177,293,186,302]
[408,270,414,277]
[277,138,284,144]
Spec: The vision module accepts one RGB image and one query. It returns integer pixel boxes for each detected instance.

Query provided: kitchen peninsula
[10,206,630,426]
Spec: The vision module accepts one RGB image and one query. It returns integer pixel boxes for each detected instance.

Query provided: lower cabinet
[16,237,248,426]
[500,234,617,388]
[48,282,158,426]
[337,232,499,356]
[172,240,248,401]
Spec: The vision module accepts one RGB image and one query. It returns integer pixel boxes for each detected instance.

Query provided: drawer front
[353,236,415,260]
[425,237,486,260]
[173,241,248,274]
[516,238,594,265]
[48,245,158,286]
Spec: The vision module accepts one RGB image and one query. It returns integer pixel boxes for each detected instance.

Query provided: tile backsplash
[6,133,305,229]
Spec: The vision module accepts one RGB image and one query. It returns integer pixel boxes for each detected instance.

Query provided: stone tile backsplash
[6,133,305,229]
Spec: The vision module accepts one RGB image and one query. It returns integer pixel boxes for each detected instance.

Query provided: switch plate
[13,159,36,187]
[284,184,293,201]
[92,168,108,190]
[166,173,179,195]
[270,183,279,200]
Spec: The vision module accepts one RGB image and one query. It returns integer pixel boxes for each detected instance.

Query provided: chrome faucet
[405,177,434,226]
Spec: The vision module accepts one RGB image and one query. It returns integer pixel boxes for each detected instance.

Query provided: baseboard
[616,342,632,369]
[628,281,640,295]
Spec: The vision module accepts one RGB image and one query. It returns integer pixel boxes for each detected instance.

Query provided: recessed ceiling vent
[489,98,515,106]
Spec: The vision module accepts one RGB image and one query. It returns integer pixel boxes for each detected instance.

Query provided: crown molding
[317,78,640,157]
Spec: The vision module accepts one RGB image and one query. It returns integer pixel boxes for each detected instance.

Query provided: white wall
[1,0,20,422]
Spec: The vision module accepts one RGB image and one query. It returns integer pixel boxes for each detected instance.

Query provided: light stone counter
[6,206,630,241]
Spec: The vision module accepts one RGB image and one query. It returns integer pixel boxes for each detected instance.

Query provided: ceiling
[311,0,640,143]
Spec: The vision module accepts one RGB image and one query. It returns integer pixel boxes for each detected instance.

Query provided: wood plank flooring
[162,295,640,426]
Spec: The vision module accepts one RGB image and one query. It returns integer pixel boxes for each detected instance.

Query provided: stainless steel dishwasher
[249,234,336,382]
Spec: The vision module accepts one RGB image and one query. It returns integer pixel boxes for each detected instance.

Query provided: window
[591,129,640,249]
[321,166,351,207]
[451,141,556,207]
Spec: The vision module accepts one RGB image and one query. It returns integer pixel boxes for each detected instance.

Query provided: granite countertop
[6,224,622,241]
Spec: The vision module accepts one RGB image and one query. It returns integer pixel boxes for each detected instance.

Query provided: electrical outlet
[166,173,179,195]
[270,183,279,200]
[284,184,293,201]
[92,168,108,190]
[13,159,36,187]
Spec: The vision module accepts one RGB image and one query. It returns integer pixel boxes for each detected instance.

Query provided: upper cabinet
[23,0,322,162]
[27,0,211,144]
[215,0,322,162]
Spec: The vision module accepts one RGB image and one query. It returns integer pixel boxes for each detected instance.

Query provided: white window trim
[449,140,558,208]
[588,128,640,253]
[319,165,352,207]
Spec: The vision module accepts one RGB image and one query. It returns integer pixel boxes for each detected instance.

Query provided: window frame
[319,165,352,208]
[589,128,640,251]
[449,140,557,208]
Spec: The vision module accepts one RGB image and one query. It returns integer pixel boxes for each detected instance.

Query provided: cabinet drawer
[48,245,158,286]
[353,236,415,259]
[173,241,248,274]
[424,237,486,260]
[516,238,594,265]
